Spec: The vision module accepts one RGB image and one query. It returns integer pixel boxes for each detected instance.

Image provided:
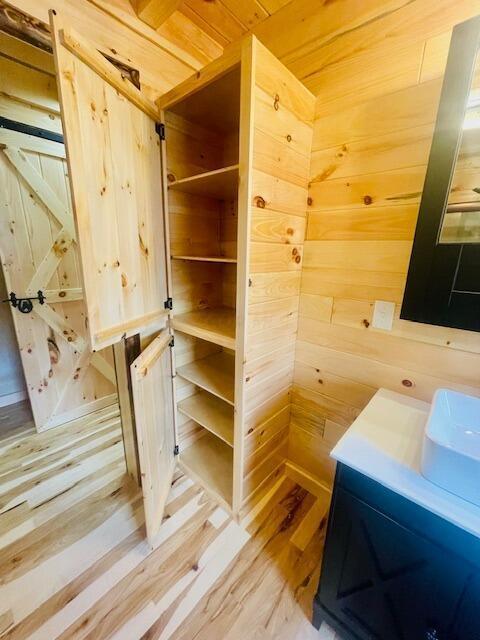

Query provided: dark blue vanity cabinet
[314,464,480,640]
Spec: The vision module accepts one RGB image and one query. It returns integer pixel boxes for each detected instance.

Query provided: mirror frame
[401,15,480,332]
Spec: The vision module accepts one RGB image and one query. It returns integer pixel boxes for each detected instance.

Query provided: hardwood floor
[0,403,334,639]
[0,401,34,439]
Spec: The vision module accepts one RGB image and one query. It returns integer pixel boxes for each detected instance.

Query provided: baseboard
[0,390,27,408]
[285,461,332,500]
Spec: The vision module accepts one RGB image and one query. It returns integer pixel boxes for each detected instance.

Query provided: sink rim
[425,388,480,464]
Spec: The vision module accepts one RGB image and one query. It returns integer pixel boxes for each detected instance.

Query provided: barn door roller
[2,291,46,314]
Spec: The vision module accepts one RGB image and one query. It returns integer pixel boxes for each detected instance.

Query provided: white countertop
[331,388,480,539]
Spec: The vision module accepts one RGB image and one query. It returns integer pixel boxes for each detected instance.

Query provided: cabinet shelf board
[178,390,234,446]
[173,307,236,350]
[168,164,239,199]
[179,431,233,509]
[176,352,235,405]
[171,255,237,264]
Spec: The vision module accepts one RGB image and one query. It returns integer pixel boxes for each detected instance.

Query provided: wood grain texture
[0,439,326,640]
[285,0,480,485]
[52,12,169,351]
[242,39,315,506]
[130,330,176,547]
[0,135,116,432]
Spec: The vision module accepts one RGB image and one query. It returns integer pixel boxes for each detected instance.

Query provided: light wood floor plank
[0,404,326,640]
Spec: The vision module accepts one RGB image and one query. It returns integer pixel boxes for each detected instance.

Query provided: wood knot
[295,255,301,264]
[273,94,280,110]
[307,197,313,206]
[362,319,370,328]
[402,379,413,388]
[121,273,128,288]
[248,278,252,287]
[286,134,292,142]
[363,195,373,205]
[59,290,66,298]
[253,195,266,208]
[167,173,175,183]
[286,227,294,236]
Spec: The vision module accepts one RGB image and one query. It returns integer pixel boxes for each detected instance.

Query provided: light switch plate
[372,300,395,331]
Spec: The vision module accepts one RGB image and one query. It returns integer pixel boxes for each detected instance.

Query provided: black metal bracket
[164,297,173,310]
[155,122,166,140]
[2,290,45,314]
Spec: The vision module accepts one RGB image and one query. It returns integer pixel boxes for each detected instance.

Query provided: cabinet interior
[166,66,241,510]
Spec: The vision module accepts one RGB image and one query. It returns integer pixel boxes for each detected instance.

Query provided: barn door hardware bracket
[164,297,173,310]
[155,122,166,140]
[2,290,45,314]
[173,445,179,455]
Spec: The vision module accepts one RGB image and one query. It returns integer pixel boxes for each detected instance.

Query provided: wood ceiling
[128,0,292,66]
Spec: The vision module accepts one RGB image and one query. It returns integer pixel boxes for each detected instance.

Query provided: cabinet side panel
[242,40,315,506]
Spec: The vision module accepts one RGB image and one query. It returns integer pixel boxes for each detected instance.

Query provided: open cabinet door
[131,331,176,546]
[50,11,176,541]
[50,10,169,351]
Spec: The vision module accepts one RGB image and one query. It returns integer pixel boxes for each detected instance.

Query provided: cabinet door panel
[320,488,474,640]
[51,11,168,350]
[131,331,176,547]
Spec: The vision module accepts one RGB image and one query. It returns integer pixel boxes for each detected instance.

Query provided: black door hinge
[164,297,173,310]
[155,122,166,140]
[173,444,179,455]
[2,290,45,314]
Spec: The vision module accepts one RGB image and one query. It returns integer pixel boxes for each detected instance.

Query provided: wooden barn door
[50,11,176,539]
[0,135,117,431]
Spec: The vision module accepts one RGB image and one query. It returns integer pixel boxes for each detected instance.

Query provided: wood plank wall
[282,1,480,486]
[9,0,198,100]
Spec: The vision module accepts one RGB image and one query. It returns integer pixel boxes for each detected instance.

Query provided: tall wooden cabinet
[158,38,314,516]
[50,8,314,541]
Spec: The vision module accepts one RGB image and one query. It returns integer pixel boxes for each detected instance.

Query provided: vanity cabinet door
[318,487,475,640]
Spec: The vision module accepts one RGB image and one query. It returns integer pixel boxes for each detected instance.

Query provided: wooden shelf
[178,390,233,446]
[176,352,234,405]
[168,165,239,199]
[173,307,236,350]
[171,255,237,264]
[179,431,233,508]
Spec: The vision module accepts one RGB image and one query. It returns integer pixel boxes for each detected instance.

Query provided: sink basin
[422,389,480,506]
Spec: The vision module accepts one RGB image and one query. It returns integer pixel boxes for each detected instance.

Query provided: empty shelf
[176,352,235,405]
[178,390,234,446]
[173,307,236,350]
[179,431,233,508]
[168,165,239,199]
[171,255,237,264]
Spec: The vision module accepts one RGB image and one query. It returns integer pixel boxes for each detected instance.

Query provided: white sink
[422,389,480,506]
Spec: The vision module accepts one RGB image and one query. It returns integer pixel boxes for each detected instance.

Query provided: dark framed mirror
[401,15,480,332]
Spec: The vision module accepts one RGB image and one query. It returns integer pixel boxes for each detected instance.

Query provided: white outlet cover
[372,300,395,331]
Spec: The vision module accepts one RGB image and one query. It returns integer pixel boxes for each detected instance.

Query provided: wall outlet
[372,300,395,331]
